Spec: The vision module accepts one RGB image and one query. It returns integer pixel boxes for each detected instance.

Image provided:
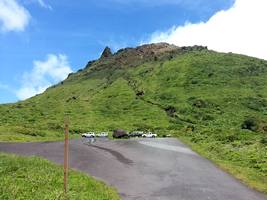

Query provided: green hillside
[0,43,266,140]
[0,43,267,192]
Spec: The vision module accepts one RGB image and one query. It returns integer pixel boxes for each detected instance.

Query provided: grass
[0,153,120,200]
[0,45,266,193]
[176,132,267,194]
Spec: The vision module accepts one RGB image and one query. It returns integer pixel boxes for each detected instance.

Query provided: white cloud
[148,0,267,60]
[16,54,73,100]
[36,0,52,10]
[0,0,30,32]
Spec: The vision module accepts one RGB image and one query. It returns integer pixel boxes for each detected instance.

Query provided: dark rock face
[180,45,208,51]
[81,43,208,73]
[101,47,113,59]
[85,60,96,69]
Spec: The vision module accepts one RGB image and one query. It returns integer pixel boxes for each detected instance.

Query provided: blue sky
[0,0,259,103]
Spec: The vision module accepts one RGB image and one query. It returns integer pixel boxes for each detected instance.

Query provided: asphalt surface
[0,138,266,200]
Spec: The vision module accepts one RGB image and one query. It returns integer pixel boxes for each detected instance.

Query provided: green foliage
[0,47,267,193]
[241,117,259,132]
[175,127,267,193]
[242,97,267,112]
[0,153,120,200]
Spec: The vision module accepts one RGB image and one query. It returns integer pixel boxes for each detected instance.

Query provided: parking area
[0,138,266,200]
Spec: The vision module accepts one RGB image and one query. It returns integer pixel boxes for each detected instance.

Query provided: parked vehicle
[162,134,172,138]
[96,132,109,137]
[142,132,157,138]
[82,132,95,138]
[129,131,143,137]
[113,129,129,139]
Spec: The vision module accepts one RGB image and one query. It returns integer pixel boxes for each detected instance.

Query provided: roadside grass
[0,126,80,142]
[0,153,120,200]
[174,130,267,194]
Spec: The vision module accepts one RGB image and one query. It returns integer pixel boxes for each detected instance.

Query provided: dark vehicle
[129,131,143,138]
[113,129,129,139]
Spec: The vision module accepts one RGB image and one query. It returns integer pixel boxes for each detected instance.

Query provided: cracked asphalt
[0,138,266,200]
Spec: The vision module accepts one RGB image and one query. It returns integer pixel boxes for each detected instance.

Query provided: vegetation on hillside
[0,43,266,193]
[0,153,120,200]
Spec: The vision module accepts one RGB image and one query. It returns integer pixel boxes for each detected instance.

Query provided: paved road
[0,138,266,200]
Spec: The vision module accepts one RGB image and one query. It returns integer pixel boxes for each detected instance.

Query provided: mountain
[1,42,267,192]
[0,43,267,141]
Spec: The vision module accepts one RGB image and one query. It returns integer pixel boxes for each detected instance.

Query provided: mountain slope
[1,43,266,139]
[0,43,267,192]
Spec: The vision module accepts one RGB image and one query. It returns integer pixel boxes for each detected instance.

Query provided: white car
[142,132,157,138]
[82,132,95,138]
[96,132,109,137]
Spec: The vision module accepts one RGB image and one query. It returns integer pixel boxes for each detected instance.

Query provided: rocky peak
[100,46,113,59]
[85,43,209,72]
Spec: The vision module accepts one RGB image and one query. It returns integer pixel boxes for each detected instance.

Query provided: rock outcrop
[100,46,113,59]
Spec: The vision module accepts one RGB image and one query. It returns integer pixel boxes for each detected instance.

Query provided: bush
[238,65,266,76]
[241,117,259,132]
[188,97,208,108]
[260,136,267,144]
[14,126,46,137]
[133,123,154,131]
[158,92,177,101]
[47,122,62,130]
[164,106,177,117]
[186,125,195,132]
[242,97,267,111]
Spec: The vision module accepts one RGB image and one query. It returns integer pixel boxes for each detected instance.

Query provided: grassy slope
[0,153,120,200]
[0,47,267,193]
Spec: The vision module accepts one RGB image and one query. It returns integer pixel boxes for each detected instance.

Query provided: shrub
[191,79,198,84]
[133,123,154,131]
[159,92,176,101]
[242,97,267,111]
[241,117,259,132]
[165,106,177,117]
[260,136,267,144]
[186,125,195,132]
[47,122,62,130]
[238,65,266,76]
[188,97,208,108]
